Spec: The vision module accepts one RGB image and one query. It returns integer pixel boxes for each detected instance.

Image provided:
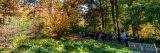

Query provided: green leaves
[125,2,160,30]
[9,38,139,53]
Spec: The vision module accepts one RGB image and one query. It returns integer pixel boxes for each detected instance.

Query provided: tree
[122,0,160,41]
[110,0,117,34]
[115,0,121,44]
[0,0,20,24]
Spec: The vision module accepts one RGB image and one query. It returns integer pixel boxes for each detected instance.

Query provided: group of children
[79,31,129,47]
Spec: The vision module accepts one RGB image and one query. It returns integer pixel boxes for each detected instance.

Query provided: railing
[128,42,158,53]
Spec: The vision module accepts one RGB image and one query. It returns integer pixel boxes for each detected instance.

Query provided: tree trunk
[127,3,139,42]
[115,0,121,44]
[110,0,117,34]
[99,0,105,31]
[51,0,54,17]
[133,23,139,42]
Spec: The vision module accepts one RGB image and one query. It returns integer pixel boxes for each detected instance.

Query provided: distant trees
[121,0,160,41]
[0,0,160,41]
[0,0,19,24]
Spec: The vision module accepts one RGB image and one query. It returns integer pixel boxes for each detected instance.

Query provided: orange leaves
[50,10,70,32]
[16,0,78,34]
[42,9,74,33]
[42,0,78,33]
[47,33,58,38]
[66,0,76,4]
[17,7,33,18]
[77,0,94,4]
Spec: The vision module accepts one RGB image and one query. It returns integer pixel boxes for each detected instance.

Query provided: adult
[121,30,129,47]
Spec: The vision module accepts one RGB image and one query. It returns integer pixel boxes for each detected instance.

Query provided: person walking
[121,30,129,47]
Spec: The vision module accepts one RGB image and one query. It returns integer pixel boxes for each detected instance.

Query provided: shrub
[9,38,140,53]
[10,34,27,49]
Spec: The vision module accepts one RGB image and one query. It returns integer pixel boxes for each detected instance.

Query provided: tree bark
[51,0,54,18]
[99,0,105,31]
[115,0,121,44]
[110,0,117,34]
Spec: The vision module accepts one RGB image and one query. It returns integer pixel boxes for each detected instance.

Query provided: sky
[60,0,64,3]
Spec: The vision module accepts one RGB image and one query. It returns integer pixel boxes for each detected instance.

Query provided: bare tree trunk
[115,0,121,44]
[51,0,54,18]
[99,0,105,31]
[131,23,136,39]
[110,0,117,34]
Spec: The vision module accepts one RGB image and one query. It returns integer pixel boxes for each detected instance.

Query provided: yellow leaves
[38,9,50,18]
[15,0,78,33]
[42,10,72,32]
[56,44,64,52]
[54,2,63,9]
[139,23,155,38]
[51,12,70,31]
[10,34,27,49]
[39,0,51,6]
[78,18,87,27]
[17,8,31,18]
[1,0,18,9]
[43,18,53,31]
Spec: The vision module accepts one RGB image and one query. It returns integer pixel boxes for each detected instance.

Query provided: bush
[10,34,28,49]
[18,19,31,30]
[27,46,50,53]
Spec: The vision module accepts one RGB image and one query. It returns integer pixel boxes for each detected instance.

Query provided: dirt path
[65,34,82,41]
[0,25,21,35]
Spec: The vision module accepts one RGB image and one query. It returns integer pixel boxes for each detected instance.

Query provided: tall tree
[115,0,121,43]
[110,0,117,35]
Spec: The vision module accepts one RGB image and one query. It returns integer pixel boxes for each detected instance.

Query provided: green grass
[1,37,140,53]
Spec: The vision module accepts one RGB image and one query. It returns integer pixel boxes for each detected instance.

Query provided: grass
[0,36,140,53]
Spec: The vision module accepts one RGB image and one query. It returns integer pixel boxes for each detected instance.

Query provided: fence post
[140,45,144,52]
[154,43,158,53]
